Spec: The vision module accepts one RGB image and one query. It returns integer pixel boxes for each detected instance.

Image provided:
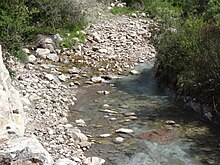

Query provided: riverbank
[0,2,156,164]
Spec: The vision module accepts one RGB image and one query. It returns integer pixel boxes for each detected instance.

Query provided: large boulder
[0,45,25,142]
[0,136,54,165]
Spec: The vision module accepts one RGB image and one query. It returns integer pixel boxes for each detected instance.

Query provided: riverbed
[70,60,220,165]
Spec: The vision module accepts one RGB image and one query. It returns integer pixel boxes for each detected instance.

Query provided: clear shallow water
[71,60,220,165]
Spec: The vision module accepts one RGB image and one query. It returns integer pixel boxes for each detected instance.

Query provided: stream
[70,60,220,165]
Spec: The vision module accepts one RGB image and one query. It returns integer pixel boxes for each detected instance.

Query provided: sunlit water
[71,60,220,165]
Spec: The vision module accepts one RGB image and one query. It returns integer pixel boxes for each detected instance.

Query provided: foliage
[59,30,86,48]
[0,0,86,62]
[26,0,85,30]
[111,6,135,15]
[151,1,220,111]
[0,0,30,62]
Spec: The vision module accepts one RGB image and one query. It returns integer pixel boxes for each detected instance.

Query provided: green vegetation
[121,0,220,116]
[111,6,135,15]
[142,0,219,115]
[0,0,86,62]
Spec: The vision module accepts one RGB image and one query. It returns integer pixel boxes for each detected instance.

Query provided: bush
[0,0,30,61]
[27,0,86,30]
[154,16,220,110]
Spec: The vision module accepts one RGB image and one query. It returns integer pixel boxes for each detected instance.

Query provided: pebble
[116,128,134,134]
[115,137,124,143]
[100,134,111,138]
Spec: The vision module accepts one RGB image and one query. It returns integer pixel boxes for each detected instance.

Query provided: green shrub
[154,16,220,109]
[27,0,85,30]
[0,0,30,61]
[111,6,135,15]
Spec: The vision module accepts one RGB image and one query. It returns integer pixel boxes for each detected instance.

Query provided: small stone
[83,157,105,165]
[100,134,111,138]
[91,77,103,83]
[116,128,134,134]
[75,119,86,127]
[58,74,67,82]
[98,48,108,53]
[28,55,37,63]
[92,46,99,51]
[45,74,54,81]
[47,53,59,62]
[124,112,136,116]
[103,104,110,108]
[68,67,80,74]
[165,120,176,125]
[130,70,140,75]
[131,13,138,18]
[115,137,124,143]
[22,48,30,54]
[100,109,118,114]
[36,48,50,58]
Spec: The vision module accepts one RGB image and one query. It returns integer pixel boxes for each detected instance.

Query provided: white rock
[68,67,80,74]
[28,54,37,63]
[58,74,67,82]
[55,158,77,165]
[100,134,111,138]
[131,13,138,18]
[22,48,30,54]
[45,74,54,81]
[100,109,118,114]
[98,48,108,53]
[36,48,50,58]
[47,53,59,62]
[115,137,124,143]
[91,77,103,83]
[116,128,134,134]
[83,157,105,165]
[130,70,140,75]
[75,119,86,127]
[54,34,63,42]
[3,136,54,165]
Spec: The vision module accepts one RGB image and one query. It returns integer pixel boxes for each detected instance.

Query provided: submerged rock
[83,157,105,165]
[116,128,134,134]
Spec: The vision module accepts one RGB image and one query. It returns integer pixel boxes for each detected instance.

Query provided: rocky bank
[0,2,156,165]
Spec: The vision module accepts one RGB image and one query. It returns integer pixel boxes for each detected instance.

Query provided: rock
[165,120,176,125]
[131,13,138,18]
[130,70,140,75]
[75,119,86,127]
[54,34,63,42]
[68,67,80,74]
[0,136,54,165]
[91,77,103,83]
[100,134,111,138]
[36,48,50,58]
[28,55,37,63]
[55,158,77,165]
[83,157,105,165]
[22,48,30,54]
[98,48,108,54]
[47,53,59,62]
[45,74,55,81]
[92,32,101,42]
[115,137,124,143]
[100,109,118,114]
[92,46,99,51]
[116,128,134,134]
[36,35,56,52]
[0,45,25,138]
[58,74,67,82]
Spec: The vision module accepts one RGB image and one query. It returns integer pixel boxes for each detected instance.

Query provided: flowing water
[71,60,220,165]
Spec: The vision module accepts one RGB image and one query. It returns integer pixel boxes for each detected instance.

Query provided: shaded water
[71,60,220,165]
